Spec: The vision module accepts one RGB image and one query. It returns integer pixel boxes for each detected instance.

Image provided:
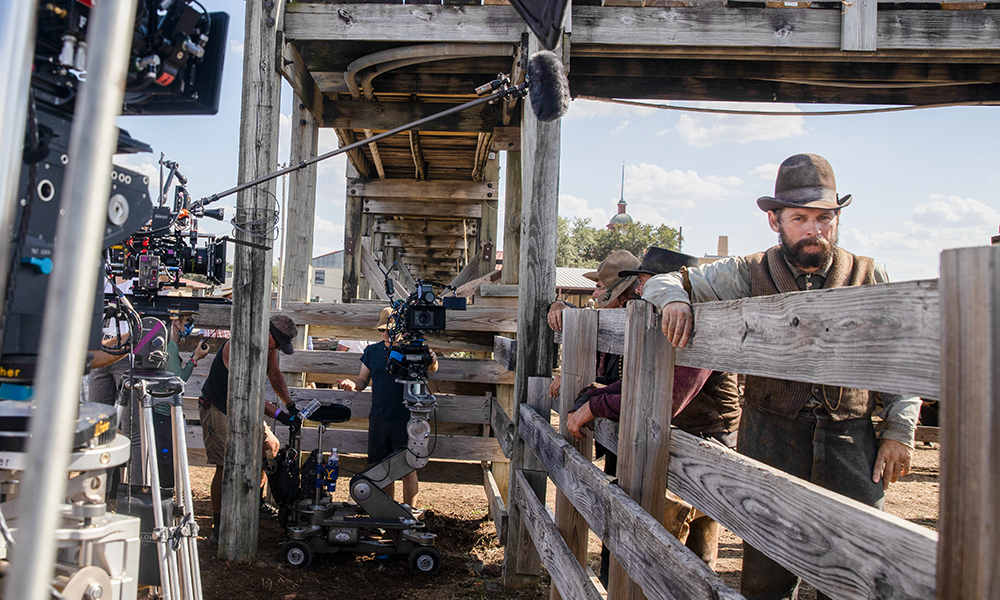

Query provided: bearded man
[642,154,920,600]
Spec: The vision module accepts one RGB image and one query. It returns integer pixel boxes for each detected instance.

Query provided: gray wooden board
[665,428,937,599]
[513,471,604,600]
[280,350,515,384]
[560,280,940,399]
[491,400,515,459]
[484,465,509,546]
[284,4,525,42]
[348,178,493,201]
[255,388,489,424]
[280,302,517,333]
[494,336,517,371]
[273,427,507,462]
[517,406,744,600]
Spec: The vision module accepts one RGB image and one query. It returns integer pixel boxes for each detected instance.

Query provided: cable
[575,95,999,117]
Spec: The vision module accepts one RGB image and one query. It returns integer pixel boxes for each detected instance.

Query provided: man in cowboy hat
[642,153,920,599]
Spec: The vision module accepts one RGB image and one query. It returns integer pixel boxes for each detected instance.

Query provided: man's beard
[779,226,838,271]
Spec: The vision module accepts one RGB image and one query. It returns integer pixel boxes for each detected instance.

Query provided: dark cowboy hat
[756,153,852,212]
[618,246,699,278]
[269,314,297,355]
[596,250,640,308]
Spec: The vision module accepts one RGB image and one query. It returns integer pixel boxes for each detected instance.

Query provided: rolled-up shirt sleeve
[642,256,752,307]
[878,393,920,447]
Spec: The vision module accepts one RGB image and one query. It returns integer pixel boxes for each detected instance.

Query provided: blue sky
[114,0,1000,284]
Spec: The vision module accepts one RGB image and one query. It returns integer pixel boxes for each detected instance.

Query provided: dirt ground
[185,444,939,600]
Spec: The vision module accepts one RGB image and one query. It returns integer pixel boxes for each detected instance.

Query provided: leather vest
[743,246,877,421]
[672,371,741,435]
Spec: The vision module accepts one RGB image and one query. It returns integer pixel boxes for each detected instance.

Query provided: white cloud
[564,98,656,121]
[623,163,743,210]
[314,215,340,238]
[841,195,1000,281]
[610,120,630,135]
[674,103,806,147]
[750,163,780,180]
[559,194,610,224]
[228,40,243,56]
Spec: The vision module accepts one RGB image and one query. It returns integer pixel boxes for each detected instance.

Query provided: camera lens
[415,310,433,327]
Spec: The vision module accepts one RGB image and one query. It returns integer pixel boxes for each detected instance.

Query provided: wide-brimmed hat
[596,250,640,308]
[269,314,297,355]
[376,307,392,331]
[756,153,852,212]
[582,270,599,282]
[619,247,699,278]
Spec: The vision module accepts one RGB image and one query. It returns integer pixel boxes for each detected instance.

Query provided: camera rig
[384,280,467,382]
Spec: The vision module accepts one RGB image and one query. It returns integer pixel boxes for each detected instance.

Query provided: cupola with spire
[607,162,634,229]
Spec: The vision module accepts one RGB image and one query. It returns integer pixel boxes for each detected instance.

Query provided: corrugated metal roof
[556,267,597,291]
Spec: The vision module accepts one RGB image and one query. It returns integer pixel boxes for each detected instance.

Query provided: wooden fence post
[221,0,283,561]
[937,246,1000,599]
[503,28,560,587]
[608,300,675,600]
[552,308,597,600]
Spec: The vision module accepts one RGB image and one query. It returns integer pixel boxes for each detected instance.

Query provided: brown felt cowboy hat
[596,250,640,308]
[756,153,852,212]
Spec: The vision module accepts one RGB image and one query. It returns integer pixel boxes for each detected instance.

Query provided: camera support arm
[191,78,526,212]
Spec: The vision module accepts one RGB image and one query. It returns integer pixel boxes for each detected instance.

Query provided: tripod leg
[171,403,203,600]
[141,397,181,600]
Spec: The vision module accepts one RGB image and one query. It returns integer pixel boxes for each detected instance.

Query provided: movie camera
[384,281,466,381]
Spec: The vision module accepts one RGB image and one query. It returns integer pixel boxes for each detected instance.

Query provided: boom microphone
[526,50,570,122]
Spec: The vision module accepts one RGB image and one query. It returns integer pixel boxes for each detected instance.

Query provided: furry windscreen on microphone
[527,51,570,122]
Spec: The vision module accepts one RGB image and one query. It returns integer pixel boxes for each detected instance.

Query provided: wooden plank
[582,281,939,399]
[277,41,323,122]
[477,158,500,279]
[485,464,509,545]
[491,126,520,152]
[280,302,517,333]
[349,178,494,202]
[494,335,517,371]
[358,237,392,301]
[363,199,482,219]
[384,235,467,249]
[342,164,364,302]
[491,398,516,458]
[937,246,1000,599]
[284,4,525,43]
[324,99,506,134]
[192,303,232,329]
[609,301,675,600]
[480,284,520,297]
[281,350,515,385]
[513,378,553,577]
[408,131,426,180]
[843,0,878,51]
[374,218,474,236]
[263,388,489,424]
[474,296,518,309]
[518,406,744,600]
[514,470,604,600]
[666,428,937,600]
[283,99,319,311]
[554,309,598,600]
[915,426,939,443]
[224,0,283,562]
[307,325,494,352]
[273,427,506,462]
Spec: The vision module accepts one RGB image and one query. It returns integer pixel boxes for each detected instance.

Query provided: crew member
[643,153,919,599]
[338,307,439,511]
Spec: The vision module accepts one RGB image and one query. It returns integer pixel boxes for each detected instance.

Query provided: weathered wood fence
[491,246,998,600]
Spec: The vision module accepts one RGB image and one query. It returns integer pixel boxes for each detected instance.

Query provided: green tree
[556,217,683,267]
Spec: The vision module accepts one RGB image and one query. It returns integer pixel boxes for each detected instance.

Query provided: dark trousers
[737,404,884,600]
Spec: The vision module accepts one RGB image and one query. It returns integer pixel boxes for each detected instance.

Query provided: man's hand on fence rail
[661,301,694,348]
[566,402,595,440]
[872,439,912,490]
[550,375,561,398]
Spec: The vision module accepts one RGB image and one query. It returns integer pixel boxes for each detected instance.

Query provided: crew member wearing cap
[199,314,297,542]
[643,153,919,599]
[338,307,439,509]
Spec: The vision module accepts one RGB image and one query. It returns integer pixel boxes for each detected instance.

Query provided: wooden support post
[342,165,363,303]
[552,308,597,600]
[608,301,675,599]
[937,246,1000,599]
[503,31,561,589]
[511,378,552,577]
[221,0,282,562]
[478,155,500,279]
[282,98,319,386]
[492,146,522,505]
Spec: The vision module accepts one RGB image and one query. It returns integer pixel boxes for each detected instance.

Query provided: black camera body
[386,281,466,380]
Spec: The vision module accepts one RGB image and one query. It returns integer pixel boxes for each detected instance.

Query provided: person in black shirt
[338,307,438,509]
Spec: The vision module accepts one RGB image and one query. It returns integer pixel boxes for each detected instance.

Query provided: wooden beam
[358,237,394,301]
[554,309,598,600]
[307,325,494,352]
[477,157,500,279]
[363,199,483,219]
[571,280,940,399]
[485,465,509,545]
[280,301,516,333]
[335,128,373,180]
[494,335,517,371]
[281,350,515,385]
[284,4,525,43]
[481,284,520,297]
[362,129,386,179]
[510,378,552,578]
[268,388,490,424]
[324,99,506,133]
[384,234,467,249]
[373,218,474,236]
[491,126,521,152]
[608,301,675,600]
[937,246,1000,599]
[348,178,495,201]
[518,406,743,600]
[491,397,516,459]
[275,427,506,462]
[514,470,604,600]
[277,41,323,122]
[223,0,282,562]
[408,131,426,180]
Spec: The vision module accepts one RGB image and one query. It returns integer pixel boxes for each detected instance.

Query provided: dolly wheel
[282,541,313,569]
[409,546,441,575]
